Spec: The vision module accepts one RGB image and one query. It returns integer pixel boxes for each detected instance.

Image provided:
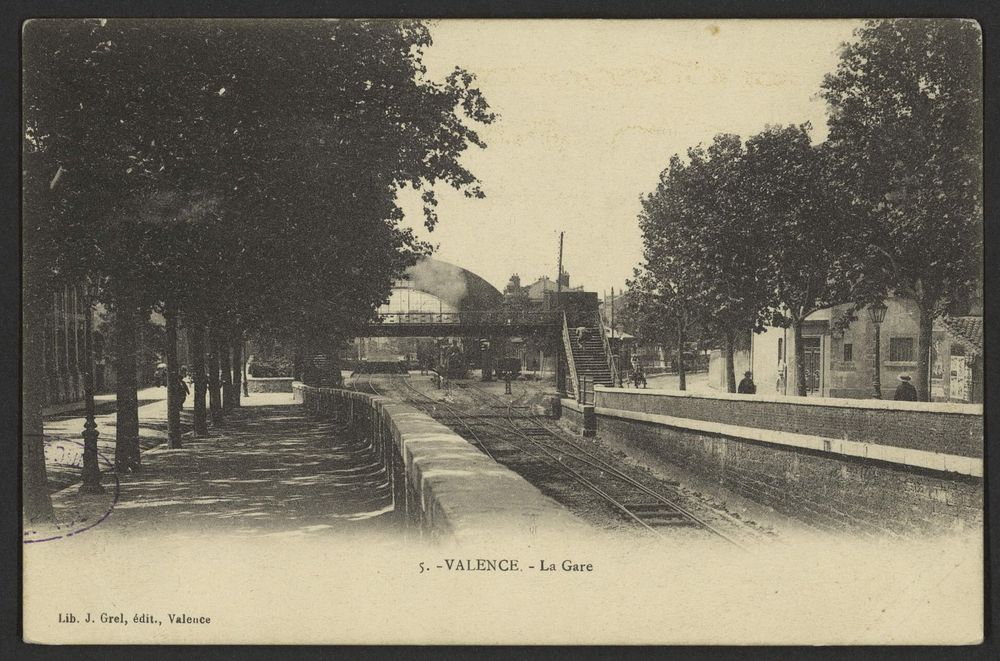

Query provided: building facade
[744,298,982,403]
[42,283,89,405]
[41,283,163,408]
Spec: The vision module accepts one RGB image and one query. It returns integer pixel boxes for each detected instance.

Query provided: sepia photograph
[20,16,985,646]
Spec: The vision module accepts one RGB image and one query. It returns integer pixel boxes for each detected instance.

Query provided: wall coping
[594,385,982,416]
[559,398,589,414]
[248,376,294,381]
[295,383,588,541]
[595,406,983,478]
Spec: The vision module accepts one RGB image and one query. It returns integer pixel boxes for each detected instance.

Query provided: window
[843,343,853,362]
[777,338,784,362]
[889,337,915,362]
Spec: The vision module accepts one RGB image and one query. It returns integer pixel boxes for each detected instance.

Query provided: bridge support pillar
[480,337,494,382]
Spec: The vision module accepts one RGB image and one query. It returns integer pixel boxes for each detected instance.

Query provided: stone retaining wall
[557,388,984,534]
[294,383,586,543]
[595,387,982,458]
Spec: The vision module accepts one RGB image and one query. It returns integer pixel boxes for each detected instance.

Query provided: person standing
[737,370,757,394]
[175,366,191,407]
[893,374,918,401]
[632,364,647,388]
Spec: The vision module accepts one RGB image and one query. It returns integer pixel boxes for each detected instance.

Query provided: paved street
[642,370,712,393]
[34,391,394,542]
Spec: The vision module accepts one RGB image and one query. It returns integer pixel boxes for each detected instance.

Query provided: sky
[398,19,864,294]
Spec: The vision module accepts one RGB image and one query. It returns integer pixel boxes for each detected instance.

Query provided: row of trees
[629,19,982,398]
[23,19,495,522]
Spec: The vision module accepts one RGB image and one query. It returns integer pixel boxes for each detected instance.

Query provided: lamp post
[79,282,103,494]
[867,300,888,399]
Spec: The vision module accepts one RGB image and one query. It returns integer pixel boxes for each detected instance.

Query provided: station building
[353,257,503,364]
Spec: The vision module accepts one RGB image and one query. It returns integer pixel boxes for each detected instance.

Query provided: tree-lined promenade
[23,20,495,523]
[629,19,982,398]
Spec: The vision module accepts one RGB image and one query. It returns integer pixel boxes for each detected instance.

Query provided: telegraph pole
[556,231,564,296]
[555,231,565,398]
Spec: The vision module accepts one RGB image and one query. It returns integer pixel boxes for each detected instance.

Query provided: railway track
[392,374,746,547]
[391,373,506,462]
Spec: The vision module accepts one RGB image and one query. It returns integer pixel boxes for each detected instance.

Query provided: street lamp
[867,300,888,399]
[79,282,103,494]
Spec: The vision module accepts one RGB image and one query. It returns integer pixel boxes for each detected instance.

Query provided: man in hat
[893,374,918,401]
[737,370,757,395]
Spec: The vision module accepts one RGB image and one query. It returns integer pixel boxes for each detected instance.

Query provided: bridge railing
[374,310,560,326]
[561,312,580,399]
[596,311,620,388]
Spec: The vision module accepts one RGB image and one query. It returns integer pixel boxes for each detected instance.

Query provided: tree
[821,19,983,401]
[741,124,860,396]
[23,19,496,494]
[638,136,776,392]
[621,272,695,390]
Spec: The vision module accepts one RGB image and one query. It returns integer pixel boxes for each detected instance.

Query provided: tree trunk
[207,329,223,424]
[327,339,344,387]
[22,279,55,523]
[190,325,209,436]
[723,328,737,393]
[915,303,935,402]
[165,306,182,448]
[113,297,141,473]
[676,326,687,391]
[792,317,807,397]
[292,346,303,382]
[219,338,233,411]
[231,339,243,408]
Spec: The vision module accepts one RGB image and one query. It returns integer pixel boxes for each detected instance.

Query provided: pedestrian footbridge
[363,310,559,337]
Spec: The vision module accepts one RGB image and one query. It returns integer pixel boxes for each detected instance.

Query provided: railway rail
[391,374,747,547]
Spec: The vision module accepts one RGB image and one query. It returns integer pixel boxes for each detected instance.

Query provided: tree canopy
[24,19,496,340]
[820,18,982,399]
[633,19,981,399]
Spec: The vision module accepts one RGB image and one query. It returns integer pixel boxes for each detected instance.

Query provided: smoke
[405,258,468,308]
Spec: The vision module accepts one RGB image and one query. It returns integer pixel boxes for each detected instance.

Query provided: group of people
[738,369,919,401]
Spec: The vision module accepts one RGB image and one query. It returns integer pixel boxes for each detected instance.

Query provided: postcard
[22,18,984,645]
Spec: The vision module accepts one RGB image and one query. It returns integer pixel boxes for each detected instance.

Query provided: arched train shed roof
[400,257,503,311]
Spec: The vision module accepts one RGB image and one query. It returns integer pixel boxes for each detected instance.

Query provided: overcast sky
[398,19,863,294]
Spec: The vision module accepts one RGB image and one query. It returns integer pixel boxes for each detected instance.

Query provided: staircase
[568,322,614,388]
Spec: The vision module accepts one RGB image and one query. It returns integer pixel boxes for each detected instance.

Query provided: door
[803,336,822,393]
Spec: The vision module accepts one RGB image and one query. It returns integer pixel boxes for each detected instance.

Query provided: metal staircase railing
[561,312,580,399]
[596,311,619,388]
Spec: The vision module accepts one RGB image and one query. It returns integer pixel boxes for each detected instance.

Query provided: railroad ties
[390,375,746,548]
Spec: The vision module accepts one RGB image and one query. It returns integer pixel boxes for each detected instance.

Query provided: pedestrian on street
[155,361,168,387]
[737,370,757,395]
[893,374,918,401]
[632,364,647,388]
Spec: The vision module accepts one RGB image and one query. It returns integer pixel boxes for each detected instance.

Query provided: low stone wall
[563,387,984,534]
[294,383,586,543]
[559,398,587,430]
[247,376,294,393]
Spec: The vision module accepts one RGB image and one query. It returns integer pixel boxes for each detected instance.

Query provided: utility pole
[556,231,564,297]
[612,287,622,388]
[555,231,566,398]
